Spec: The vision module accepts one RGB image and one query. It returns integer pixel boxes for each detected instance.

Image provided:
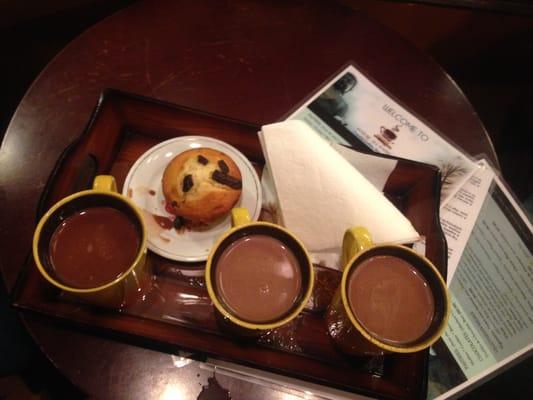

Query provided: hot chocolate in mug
[326,227,450,356]
[205,208,314,335]
[33,175,151,308]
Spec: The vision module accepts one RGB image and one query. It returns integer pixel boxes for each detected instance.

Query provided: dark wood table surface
[0,0,500,398]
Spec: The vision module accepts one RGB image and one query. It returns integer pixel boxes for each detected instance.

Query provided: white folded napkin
[259,120,420,270]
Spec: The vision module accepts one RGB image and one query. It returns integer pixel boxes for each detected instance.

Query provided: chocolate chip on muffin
[218,159,229,174]
[182,174,194,192]
[212,170,242,189]
[162,148,242,224]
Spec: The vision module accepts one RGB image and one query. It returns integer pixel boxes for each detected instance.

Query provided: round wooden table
[0,0,500,398]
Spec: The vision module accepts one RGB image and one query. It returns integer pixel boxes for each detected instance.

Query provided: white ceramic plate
[122,136,262,262]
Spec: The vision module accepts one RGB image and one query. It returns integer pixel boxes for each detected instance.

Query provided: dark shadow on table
[0,1,531,399]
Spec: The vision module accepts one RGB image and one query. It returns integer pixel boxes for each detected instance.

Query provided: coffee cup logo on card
[289,65,479,204]
[382,104,429,142]
[375,125,400,149]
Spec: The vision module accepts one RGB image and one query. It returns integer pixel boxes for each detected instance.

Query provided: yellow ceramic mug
[33,175,150,308]
[326,227,450,356]
[205,208,314,335]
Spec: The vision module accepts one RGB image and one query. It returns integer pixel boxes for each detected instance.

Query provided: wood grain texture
[13,90,447,399]
[0,0,496,398]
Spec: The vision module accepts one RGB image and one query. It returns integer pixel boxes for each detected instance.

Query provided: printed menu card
[247,63,532,399]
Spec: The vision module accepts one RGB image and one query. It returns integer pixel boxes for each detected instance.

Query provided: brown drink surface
[49,206,140,289]
[215,234,302,323]
[348,255,434,345]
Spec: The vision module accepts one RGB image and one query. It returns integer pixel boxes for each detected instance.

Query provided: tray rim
[12,88,448,400]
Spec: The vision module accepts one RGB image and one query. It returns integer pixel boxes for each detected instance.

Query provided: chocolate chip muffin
[162,148,242,224]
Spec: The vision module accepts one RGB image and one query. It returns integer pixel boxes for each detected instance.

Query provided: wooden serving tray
[13,89,447,400]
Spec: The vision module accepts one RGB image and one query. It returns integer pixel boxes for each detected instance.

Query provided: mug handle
[93,175,117,193]
[342,227,373,268]
[231,208,251,227]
